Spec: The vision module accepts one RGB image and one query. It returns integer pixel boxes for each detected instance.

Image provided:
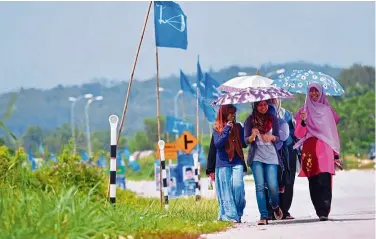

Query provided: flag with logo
[154,1,188,49]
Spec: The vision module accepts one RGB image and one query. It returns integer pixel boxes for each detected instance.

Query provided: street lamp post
[158,87,174,116]
[84,94,103,160]
[68,95,85,155]
[174,90,183,118]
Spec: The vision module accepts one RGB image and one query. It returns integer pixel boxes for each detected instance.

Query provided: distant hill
[0,61,355,136]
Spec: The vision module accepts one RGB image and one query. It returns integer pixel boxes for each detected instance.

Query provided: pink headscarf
[293,83,341,154]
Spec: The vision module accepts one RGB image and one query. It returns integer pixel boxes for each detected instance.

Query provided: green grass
[342,154,375,170]
[0,185,229,239]
[0,147,231,239]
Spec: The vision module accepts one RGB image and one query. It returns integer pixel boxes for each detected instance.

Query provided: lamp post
[84,94,103,160]
[68,95,84,155]
[174,90,183,118]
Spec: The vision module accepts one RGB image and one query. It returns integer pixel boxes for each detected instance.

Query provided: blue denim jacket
[213,123,247,168]
[243,113,284,170]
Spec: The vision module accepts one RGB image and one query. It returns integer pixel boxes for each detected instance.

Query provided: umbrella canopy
[271,69,345,96]
[217,73,274,93]
[211,86,295,106]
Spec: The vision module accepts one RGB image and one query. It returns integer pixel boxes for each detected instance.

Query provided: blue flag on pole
[199,98,217,123]
[80,150,89,163]
[204,73,220,100]
[154,1,188,50]
[122,148,131,163]
[97,155,107,168]
[180,70,195,95]
[196,56,205,94]
[117,152,125,167]
[39,143,45,158]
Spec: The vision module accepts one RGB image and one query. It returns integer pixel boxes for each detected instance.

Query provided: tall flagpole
[108,1,152,200]
[196,87,199,144]
[155,35,164,209]
[117,1,152,144]
[195,85,202,201]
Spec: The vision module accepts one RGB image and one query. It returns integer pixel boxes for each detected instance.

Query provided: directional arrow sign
[176,130,198,154]
[156,142,178,159]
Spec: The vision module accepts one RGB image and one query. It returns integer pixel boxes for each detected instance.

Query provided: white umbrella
[217,72,274,93]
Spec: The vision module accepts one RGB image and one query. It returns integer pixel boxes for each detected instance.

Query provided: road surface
[127,170,375,239]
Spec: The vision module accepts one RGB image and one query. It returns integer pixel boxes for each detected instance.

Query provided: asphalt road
[127,170,375,239]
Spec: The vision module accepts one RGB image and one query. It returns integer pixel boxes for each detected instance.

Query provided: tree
[0,92,17,141]
[128,131,152,152]
[143,116,166,144]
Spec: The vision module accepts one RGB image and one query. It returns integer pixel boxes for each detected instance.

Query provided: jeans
[251,161,279,219]
[215,164,246,222]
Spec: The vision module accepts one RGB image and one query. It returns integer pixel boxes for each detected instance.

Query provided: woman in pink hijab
[293,83,341,221]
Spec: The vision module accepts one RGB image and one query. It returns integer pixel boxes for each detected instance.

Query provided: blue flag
[28,146,37,171]
[116,152,125,167]
[180,70,195,95]
[122,148,131,163]
[80,150,89,163]
[39,143,45,158]
[194,144,207,166]
[196,56,205,94]
[154,1,188,49]
[199,98,217,123]
[129,156,141,172]
[204,73,220,100]
[97,155,107,168]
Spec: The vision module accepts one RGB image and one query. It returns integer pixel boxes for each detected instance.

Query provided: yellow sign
[156,142,177,159]
[176,131,198,154]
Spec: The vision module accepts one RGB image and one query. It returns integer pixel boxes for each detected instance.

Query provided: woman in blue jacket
[213,104,247,223]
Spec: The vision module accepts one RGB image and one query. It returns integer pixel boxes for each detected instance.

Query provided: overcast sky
[0,1,374,93]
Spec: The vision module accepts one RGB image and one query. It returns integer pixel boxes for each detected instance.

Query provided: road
[127,170,375,239]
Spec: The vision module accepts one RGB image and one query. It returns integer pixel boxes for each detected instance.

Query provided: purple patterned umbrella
[211,87,295,106]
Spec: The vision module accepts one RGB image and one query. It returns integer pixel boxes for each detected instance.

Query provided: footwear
[273,207,283,220]
[283,215,295,220]
[257,219,268,225]
[319,216,328,221]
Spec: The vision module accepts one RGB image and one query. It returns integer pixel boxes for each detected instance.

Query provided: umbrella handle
[303,95,307,112]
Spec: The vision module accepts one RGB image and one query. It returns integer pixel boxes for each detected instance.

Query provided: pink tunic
[295,116,336,177]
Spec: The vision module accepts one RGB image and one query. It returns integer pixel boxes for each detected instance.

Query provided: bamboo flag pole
[155,44,164,207]
[196,87,199,149]
[195,86,202,201]
[107,1,152,200]
[116,1,152,145]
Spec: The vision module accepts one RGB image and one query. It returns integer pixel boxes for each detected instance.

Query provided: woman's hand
[251,128,259,136]
[248,128,259,143]
[261,134,276,143]
[301,111,307,121]
[209,173,215,182]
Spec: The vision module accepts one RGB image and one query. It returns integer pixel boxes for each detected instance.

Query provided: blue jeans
[251,161,279,219]
[215,164,246,222]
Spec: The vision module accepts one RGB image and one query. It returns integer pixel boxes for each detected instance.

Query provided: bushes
[0,144,230,238]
